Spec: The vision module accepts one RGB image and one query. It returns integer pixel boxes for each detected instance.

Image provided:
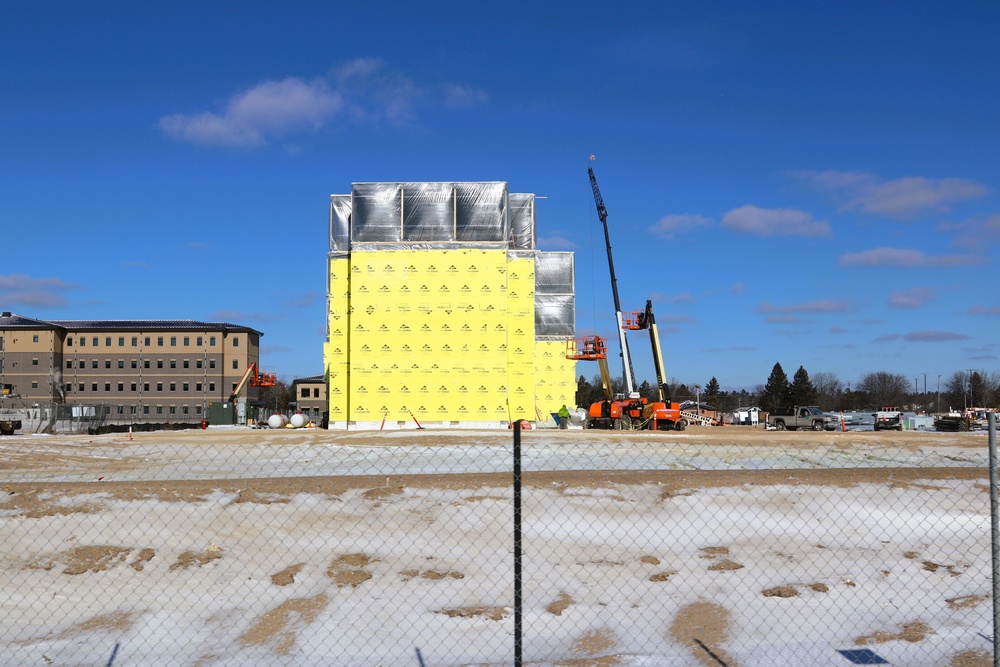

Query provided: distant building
[292,375,326,424]
[0,312,263,424]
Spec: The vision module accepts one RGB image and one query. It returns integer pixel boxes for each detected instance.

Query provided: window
[67,337,73,346]
[118,360,124,369]
[32,358,38,366]
[66,360,72,369]
[144,383,150,391]
[196,360,203,369]
[131,361,137,369]
[104,383,110,392]
[197,336,203,346]
[301,388,309,398]
[313,388,320,398]
[119,337,124,346]
[196,406,202,415]
[91,383,98,391]
[209,360,215,369]
[92,360,98,369]
[156,406,163,415]
[78,361,85,369]
[80,338,86,347]
[132,337,138,346]
[65,383,72,391]
[183,360,189,369]
[182,383,189,391]
[183,337,189,346]
[157,337,163,346]
[157,361,163,369]
[105,360,111,369]
[143,406,149,415]
[144,360,150,369]
[183,406,189,415]
[170,360,176,369]
[117,383,124,391]
[78,383,84,391]
[131,383,137,392]
[33,335,39,343]
[168,406,175,415]
[118,406,124,414]
[170,337,176,347]
[170,383,176,392]
[209,336,216,346]
[92,337,98,346]
[209,383,215,392]
[156,383,163,392]
[130,406,136,414]
[233,336,239,347]
[31,381,38,389]
[231,383,237,392]
[196,383,202,392]
[145,336,150,346]
[232,360,239,369]
[105,337,111,346]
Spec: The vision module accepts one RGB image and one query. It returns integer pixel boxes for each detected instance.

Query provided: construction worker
[558,404,570,429]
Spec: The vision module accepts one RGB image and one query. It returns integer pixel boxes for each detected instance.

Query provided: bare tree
[855,372,909,410]
[812,372,843,411]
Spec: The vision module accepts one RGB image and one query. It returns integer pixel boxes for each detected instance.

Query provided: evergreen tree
[788,366,817,406]
[760,363,790,412]
[704,377,721,403]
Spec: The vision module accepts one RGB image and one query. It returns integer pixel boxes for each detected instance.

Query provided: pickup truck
[0,407,24,435]
[767,406,836,431]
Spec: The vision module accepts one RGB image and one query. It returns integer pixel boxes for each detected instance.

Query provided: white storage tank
[290,413,307,428]
[267,414,288,429]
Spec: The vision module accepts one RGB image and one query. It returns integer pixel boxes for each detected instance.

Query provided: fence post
[513,420,523,667]
[989,411,998,666]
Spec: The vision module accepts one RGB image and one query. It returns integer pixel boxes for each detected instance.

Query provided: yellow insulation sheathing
[325,249,575,426]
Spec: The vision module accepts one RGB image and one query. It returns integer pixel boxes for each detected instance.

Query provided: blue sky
[2,1,998,391]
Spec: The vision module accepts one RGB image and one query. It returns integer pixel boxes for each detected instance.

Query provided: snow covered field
[0,427,993,666]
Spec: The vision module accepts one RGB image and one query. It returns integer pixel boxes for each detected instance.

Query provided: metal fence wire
[0,420,995,666]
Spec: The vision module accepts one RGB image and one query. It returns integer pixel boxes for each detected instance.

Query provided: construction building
[325,181,577,429]
[0,312,263,426]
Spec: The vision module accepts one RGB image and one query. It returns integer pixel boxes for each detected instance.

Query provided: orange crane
[228,362,277,404]
[572,166,686,431]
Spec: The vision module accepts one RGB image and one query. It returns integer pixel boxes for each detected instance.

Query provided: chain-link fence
[0,422,994,666]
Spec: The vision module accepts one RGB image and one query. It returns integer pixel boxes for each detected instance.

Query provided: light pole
[922,372,927,415]
[695,384,701,416]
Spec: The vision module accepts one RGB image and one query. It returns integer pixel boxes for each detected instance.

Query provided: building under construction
[325,182,576,429]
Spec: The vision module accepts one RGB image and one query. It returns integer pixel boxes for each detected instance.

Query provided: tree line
[575,363,1000,414]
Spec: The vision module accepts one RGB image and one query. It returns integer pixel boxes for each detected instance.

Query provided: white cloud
[161,59,488,147]
[0,273,77,308]
[838,247,988,268]
[794,170,989,218]
[756,300,852,314]
[720,205,830,237]
[537,235,578,251]
[887,287,933,308]
[160,77,343,147]
[650,214,712,239]
[938,213,1000,249]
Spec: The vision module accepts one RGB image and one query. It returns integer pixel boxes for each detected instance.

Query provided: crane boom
[588,166,637,397]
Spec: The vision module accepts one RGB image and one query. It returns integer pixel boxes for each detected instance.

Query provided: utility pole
[923,373,927,415]
[937,374,941,415]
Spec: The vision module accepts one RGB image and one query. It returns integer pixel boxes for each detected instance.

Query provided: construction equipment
[624,300,686,430]
[228,362,277,403]
[574,166,686,431]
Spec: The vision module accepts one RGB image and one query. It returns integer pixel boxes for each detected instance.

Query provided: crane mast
[588,166,638,398]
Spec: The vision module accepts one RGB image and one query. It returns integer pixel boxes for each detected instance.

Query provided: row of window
[67,335,235,348]
[300,387,322,398]
[62,359,236,370]
[66,382,224,393]
[114,405,204,416]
